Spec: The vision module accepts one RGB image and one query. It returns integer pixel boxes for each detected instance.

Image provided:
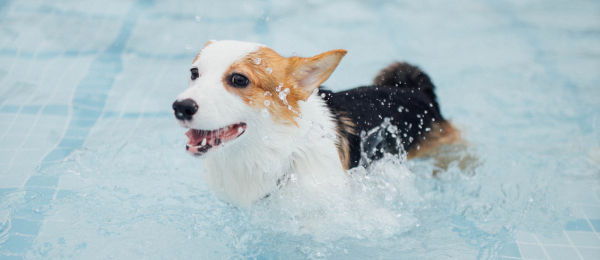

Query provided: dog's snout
[172,99,198,120]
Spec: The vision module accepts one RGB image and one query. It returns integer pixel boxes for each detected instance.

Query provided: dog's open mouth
[185,122,247,155]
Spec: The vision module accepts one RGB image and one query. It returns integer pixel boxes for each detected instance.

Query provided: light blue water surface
[0,0,599,259]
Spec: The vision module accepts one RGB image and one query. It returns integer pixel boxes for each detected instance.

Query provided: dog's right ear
[193,40,216,64]
[288,49,347,100]
[202,40,215,49]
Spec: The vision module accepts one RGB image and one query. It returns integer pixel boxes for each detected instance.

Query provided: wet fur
[321,62,460,169]
[175,41,460,207]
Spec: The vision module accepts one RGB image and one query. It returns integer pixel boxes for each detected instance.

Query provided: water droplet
[265,67,272,74]
[264,100,271,106]
[278,88,290,104]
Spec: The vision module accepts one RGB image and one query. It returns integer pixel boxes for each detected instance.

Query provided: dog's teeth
[201,138,207,146]
[238,127,244,133]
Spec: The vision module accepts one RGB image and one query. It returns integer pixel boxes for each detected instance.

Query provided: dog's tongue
[185,123,246,154]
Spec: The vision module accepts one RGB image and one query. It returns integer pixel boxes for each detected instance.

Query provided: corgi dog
[172,40,460,207]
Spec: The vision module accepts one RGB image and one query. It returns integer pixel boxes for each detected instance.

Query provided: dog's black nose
[172,99,198,120]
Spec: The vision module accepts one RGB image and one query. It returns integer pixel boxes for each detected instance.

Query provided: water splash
[3,119,571,259]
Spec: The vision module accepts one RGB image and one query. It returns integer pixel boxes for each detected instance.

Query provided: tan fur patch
[407,121,462,159]
[334,114,356,170]
[192,41,215,64]
[222,47,303,125]
[407,122,481,175]
[222,47,346,125]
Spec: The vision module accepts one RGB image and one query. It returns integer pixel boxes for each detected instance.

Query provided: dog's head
[173,40,346,156]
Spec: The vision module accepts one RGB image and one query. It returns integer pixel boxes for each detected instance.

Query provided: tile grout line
[580,209,600,241]
[562,230,585,260]
[515,240,526,260]
[5,36,66,174]
[516,241,600,249]
[532,234,552,260]
[3,0,146,256]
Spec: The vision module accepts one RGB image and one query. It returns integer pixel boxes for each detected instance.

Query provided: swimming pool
[0,0,599,259]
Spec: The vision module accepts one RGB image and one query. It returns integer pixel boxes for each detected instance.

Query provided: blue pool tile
[0,151,13,164]
[37,50,62,59]
[499,242,521,258]
[544,245,581,260]
[566,231,600,247]
[72,93,108,108]
[64,128,90,139]
[20,105,40,114]
[71,118,97,128]
[76,80,113,93]
[581,206,600,219]
[0,188,17,196]
[24,187,55,204]
[64,50,79,57]
[57,138,85,149]
[42,148,74,162]
[25,175,58,187]
[0,105,19,113]
[588,219,600,231]
[55,189,77,200]
[516,231,537,243]
[38,161,58,170]
[0,48,18,56]
[0,254,24,260]
[72,107,102,119]
[41,105,69,116]
[537,231,570,244]
[0,234,34,255]
[517,244,547,260]
[13,206,45,222]
[141,111,171,118]
[9,218,42,236]
[565,219,592,231]
[123,112,140,118]
[578,247,600,260]
[102,111,119,118]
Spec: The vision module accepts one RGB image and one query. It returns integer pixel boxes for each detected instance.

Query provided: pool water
[1,0,599,259]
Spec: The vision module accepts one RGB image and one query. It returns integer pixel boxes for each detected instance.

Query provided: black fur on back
[320,62,446,168]
[373,62,442,117]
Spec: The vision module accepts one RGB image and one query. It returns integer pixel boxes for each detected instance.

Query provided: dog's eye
[190,68,199,80]
[229,73,250,88]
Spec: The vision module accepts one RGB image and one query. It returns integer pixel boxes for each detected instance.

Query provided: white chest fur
[200,93,348,207]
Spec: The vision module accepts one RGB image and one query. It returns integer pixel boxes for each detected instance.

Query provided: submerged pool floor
[1,0,599,259]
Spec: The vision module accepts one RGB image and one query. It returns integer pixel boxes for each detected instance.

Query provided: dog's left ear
[289,49,347,100]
